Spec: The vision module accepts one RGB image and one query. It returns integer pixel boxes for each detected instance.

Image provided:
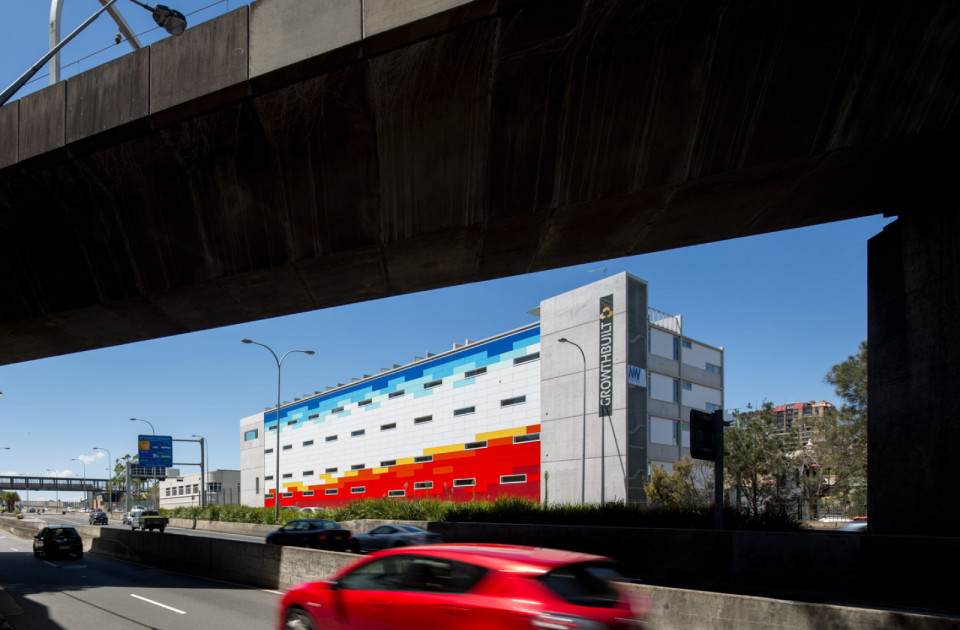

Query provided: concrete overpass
[0,0,957,535]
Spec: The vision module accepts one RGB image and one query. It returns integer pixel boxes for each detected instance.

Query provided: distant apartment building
[240,273,724,507]
[772,400,836,445]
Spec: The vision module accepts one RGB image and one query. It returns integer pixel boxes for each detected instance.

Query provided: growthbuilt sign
[598,295,614,416]
[138,435,173,468]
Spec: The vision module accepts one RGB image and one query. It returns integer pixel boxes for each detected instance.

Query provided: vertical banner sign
[598,295,614,416]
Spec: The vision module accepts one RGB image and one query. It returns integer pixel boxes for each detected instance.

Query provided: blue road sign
[138,435,173,468]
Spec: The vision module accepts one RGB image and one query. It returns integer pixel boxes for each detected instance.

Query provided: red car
[277,544,650,630]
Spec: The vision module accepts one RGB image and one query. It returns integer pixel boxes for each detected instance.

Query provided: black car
[33,526,83,559]
[265,519,359,552]
[89,510,108,525]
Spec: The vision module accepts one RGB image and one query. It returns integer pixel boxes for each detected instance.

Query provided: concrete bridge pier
[868,209,960,537]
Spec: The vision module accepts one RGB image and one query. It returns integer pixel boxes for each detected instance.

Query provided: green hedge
[161,498,799,530]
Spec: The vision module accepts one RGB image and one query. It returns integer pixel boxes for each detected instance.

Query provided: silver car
[353,524,443,552]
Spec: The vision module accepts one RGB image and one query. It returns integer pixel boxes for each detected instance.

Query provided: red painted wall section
[267,424,541,508]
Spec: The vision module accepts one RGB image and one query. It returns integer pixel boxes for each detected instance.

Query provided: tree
[644,457,713,508]
[1,491,20,512]
[724,402,795,519]
[818,341,868,505]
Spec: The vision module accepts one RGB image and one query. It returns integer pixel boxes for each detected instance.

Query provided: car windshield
[537,563,622,608]
[397,525,425,533]
[49,528,78,538]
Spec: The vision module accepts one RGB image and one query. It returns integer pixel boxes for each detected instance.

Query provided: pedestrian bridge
[0,476,108,493]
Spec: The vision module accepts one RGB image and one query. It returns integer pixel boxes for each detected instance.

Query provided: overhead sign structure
[138,435,173,468]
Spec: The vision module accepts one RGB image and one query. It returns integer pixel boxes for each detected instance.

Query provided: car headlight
[530,613,606,629]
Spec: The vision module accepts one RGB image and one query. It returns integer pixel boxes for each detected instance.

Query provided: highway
[32,512,265,543]
[0,521,279,629]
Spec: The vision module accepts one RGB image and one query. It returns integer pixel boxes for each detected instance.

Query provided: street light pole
[71,458,86,508]
[130,418,159,508]
[559,338,587,504]
[1,0,187,108]
[242,339,315,523]
[93,447,112,512]
[46,469,60,511]
[192,435,206,507]
[49,0,142,85]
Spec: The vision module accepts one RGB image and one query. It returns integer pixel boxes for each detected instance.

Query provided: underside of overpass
[0,0,957,534]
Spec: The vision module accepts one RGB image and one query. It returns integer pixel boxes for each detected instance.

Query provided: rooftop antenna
[588,267,607,278]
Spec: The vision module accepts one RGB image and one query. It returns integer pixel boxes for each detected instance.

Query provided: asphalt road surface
[0,527,279,630]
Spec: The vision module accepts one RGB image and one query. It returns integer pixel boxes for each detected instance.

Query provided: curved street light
[71,458,87,509]
[130,418,158,508]
[559,338,587,504]
[93,447,112,512]
[1,0,187,107]
[242,339,315,522]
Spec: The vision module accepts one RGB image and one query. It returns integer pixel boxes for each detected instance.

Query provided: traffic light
[690,409,716,460]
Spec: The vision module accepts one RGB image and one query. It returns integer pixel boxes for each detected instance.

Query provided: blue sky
[1,3,894,499]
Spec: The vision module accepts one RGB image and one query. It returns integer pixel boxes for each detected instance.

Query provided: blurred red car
[277,543,650,630]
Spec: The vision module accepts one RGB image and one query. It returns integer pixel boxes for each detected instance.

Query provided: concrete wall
[2,516,957,628]
[868,211,960,536]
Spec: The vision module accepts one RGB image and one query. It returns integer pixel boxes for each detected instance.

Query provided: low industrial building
[240,273,723,507]
[158,469,241,509]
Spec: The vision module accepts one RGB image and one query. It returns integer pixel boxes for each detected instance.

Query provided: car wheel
[33,546,40,558]
[159,527,165,533]
[284,608,314,630]
[77,551,83,559]
[348,541,361,553]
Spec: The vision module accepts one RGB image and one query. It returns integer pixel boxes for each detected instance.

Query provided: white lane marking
[130,594,187,614]
[43,561,57,567]
[262,589,283,595]
[9,547,17,551]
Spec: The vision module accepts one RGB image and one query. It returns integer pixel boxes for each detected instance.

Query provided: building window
[388,490,405,498]
[282,444,292,450]
[282,473,292,479]
[351,429,365,437]
[681,422,690,448]
[706,402,722,412]
[423,379,442,390]
[381,422,396,431]
[332,406,344,414]
[265,475,274,481]
[303,491,314,497]
[244,429,258,441]
[500,474,526,484]
[302,440,314,446]
[414,415,433,425]
[255,477,260,494]
[165,488,171,496]
[706,363,722,374]
[282,492,293,498]
[268,425,277,432]
[453,478,476,487]
[513,352,540,365]
[325,488,338,495]
[650,417,678,446]
[287,420,297,426]
[414,481,433,490]
[265,493,274,499]
[464,367,486,378]
[308,413,320,420]
[358,398,373,407]
[682,382,692,391]
[389,389,405,399]
[325,467,338,473]
[303,470,314,476]
[673,336,680,360]
[453,406,475,417]
[193,484,199,494]
[380,460,397,467]
[673,379,680,402]
[265,448,274,454]
[351,486,365,494]
[415,455,433,463]
[682,339,692,349]
[326,435,338,442]
[465,441,487,450]
[513,433,540,444]
[501,395,526,407]
[351,464,365,471]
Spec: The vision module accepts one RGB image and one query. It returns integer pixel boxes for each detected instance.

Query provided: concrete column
[868,210,960,535]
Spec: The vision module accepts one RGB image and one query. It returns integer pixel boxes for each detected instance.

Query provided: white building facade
[240,273,723,507]
[158,469,241,509]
